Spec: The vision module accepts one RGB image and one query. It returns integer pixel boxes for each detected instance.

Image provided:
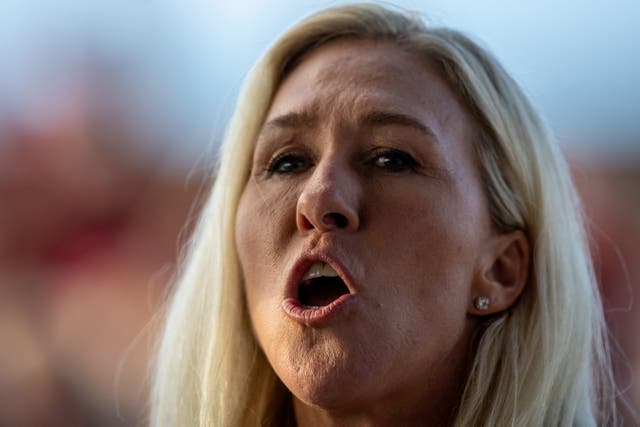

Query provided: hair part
[151,4,619,426]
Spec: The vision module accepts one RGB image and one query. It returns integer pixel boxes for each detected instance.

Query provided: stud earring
[474,296,490,311]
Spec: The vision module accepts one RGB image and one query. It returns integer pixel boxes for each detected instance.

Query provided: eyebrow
[262,111,317,130]
[360,110,438,141]
[261,109,438,142]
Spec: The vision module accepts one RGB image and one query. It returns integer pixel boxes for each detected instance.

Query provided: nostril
[322,212,348,229]
[299,215,314,230]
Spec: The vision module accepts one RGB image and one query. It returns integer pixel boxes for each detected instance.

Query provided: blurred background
[0,1,638,425]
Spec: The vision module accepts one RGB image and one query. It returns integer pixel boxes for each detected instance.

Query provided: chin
[290,375,367,411]
[275,336,379,410]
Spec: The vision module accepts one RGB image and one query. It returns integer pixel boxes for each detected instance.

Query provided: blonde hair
[151,4,618,426]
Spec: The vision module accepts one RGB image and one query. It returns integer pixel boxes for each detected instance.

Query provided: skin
[235,39,527,426]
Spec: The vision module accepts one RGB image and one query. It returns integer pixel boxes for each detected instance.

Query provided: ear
[469,230,530,316]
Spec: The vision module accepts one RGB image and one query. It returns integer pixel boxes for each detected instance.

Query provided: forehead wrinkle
[311,60,439,133]
[263,41,460,144]
[263,94,366,138]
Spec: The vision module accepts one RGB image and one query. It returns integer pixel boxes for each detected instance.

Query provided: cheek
[235,191,262,281]
[370,186,484,310]
[236,182,290,262]
[235,188,271,313]
[235,183,299,325]
[236,180,300,244]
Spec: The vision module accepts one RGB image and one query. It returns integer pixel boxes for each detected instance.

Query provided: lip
[282,251,358,327]
[282,294,355,327]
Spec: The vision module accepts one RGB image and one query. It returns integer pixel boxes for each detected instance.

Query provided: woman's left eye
[371,149,419,172]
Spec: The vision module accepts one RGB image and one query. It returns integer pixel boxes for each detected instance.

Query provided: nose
[296,158,361,233]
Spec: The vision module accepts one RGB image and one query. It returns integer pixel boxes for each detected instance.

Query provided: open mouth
[298,262,350,307]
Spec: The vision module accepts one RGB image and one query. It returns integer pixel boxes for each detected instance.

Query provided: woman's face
[236,39,495,414]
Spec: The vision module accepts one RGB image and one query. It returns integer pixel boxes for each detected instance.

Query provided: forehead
[293,39,425,88]
[265,38,470,138]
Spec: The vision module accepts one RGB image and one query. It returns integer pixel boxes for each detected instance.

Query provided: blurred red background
[0,63,202,426]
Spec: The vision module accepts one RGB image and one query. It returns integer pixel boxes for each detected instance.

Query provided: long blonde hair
[151,4,617,426]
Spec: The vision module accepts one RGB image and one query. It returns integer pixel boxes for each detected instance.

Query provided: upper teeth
[302,262,339,280]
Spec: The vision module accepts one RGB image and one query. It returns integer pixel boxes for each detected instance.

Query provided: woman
[152,4,618,426]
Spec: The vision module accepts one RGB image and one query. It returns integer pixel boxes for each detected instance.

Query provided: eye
[267,153,310,175]
[371,149,419,173]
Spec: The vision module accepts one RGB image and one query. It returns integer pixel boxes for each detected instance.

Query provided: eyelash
[368,148,419,173]
[265,148,419,175]
[266,152,311,175]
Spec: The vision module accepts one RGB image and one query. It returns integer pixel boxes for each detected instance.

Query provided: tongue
[298,276,349,307]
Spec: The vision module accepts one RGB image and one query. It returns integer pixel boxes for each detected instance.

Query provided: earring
[474,296,490,311]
